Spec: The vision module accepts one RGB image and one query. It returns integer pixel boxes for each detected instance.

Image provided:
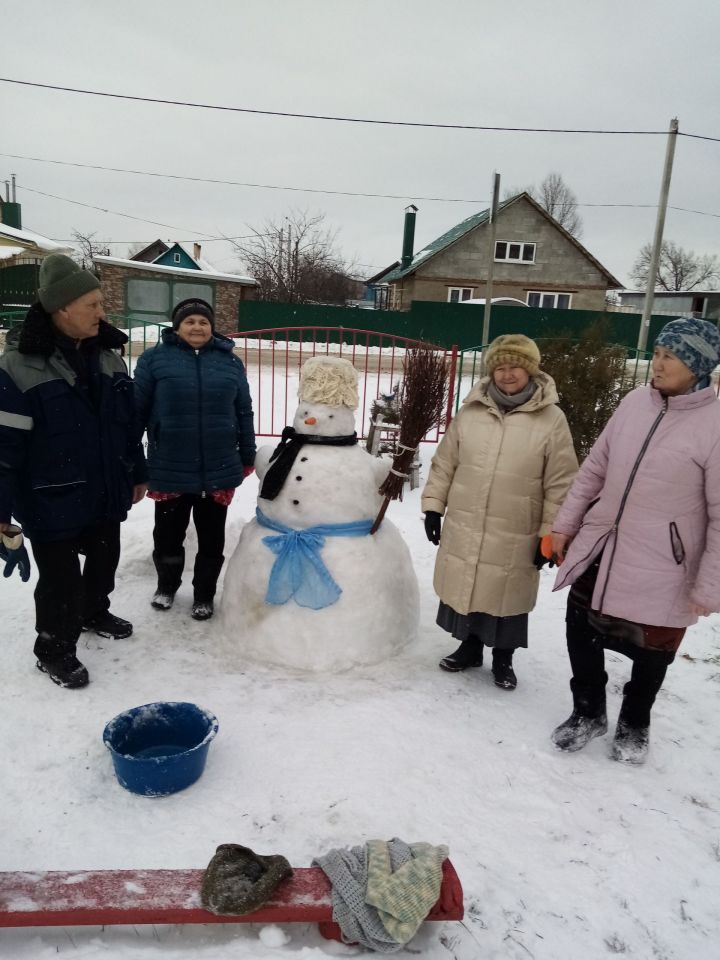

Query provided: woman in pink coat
[550,318,720,764]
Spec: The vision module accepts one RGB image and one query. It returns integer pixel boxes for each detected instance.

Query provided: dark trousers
[566,600,674,727]
[152,495,227,602]
[30,521,121,660]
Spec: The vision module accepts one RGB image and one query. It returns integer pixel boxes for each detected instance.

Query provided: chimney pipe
[193,242,202,261]
[4,181,9,202]
[11,174,16,202]
[401,204,418,270]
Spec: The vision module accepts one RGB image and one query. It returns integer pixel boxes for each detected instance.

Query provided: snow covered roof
[93,253,257,285]
[0,223,72,261]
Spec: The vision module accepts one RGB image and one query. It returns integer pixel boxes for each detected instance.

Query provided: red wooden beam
[0,860,463,942]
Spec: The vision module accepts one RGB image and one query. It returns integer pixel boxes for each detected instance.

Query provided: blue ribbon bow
[256,506,373,609]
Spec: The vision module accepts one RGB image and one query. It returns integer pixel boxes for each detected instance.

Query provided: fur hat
[298,356,359,409]
[654,317,720,381]
[483,334,541,376]
[38,254,101,313]
[172,298,215,330]
[200,844,293,916]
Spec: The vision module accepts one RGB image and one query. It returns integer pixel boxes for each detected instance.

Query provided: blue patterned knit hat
[654,318,720,380]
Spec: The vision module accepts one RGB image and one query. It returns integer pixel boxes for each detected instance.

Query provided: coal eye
[329,414,334,418]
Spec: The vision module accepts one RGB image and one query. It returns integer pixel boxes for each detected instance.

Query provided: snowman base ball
[219,515,419,672]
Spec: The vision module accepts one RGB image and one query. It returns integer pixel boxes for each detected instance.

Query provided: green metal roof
[382,198,516,283]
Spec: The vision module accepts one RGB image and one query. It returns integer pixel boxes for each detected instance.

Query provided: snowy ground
[2,449,720,959]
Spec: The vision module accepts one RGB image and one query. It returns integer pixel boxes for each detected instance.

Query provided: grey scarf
[487,378,537,412]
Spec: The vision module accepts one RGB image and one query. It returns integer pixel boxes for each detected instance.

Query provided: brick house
[374,193,622,311]
[94,242,257,335]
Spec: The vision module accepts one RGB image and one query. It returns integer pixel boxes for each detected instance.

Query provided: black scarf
[259,425,358,501]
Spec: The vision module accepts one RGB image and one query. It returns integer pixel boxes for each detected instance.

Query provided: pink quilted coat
[553,384,720,627]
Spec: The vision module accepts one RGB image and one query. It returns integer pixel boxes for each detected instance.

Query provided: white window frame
[173,252,182,264]
[495,240,536,263]
[527,291,572,309]
[447,287,475,303]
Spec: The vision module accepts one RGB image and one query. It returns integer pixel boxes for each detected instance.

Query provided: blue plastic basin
[103,701,219,797]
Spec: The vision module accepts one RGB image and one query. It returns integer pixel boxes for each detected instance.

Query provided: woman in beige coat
[421,334,577,689]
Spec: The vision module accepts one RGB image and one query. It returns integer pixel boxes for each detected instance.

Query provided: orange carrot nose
[304,417,317,425]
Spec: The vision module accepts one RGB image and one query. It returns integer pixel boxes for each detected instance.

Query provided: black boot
[192,554,224,621]
[611,718,650,764]
[152,550,184,610]
[492,648,517,690]
[611,682,654,764]
[82,611,133,639]
[439,638,483,672]
[34,631,89,689]
[552,678,608,752]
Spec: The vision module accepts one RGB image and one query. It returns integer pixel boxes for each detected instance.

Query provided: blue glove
[0,526,31,583]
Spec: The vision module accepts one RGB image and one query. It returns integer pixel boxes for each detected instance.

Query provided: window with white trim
[447,287,474,303]
[527,291,572,309]
[495,241,536,263]
[173,252,181,264]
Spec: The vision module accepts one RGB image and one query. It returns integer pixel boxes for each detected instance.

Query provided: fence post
[446,345,458,426]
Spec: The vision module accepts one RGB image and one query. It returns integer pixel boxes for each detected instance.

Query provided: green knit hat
[38,254,101,312]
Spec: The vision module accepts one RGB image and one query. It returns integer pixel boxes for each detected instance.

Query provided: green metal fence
[238,299,677,352]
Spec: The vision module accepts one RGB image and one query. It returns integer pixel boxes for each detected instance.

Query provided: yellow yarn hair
[298,357,359,409]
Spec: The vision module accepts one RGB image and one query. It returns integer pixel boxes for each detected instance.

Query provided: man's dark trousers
[30,520,121,660]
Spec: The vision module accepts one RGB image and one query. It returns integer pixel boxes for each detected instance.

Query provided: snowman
[219,356,419,672]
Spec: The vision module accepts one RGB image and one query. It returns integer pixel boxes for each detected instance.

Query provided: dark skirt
[436,601,528,650]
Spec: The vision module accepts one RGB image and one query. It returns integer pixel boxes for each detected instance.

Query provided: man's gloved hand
[0,525,31,583]
[534,534,557,571]
[424,511,442,546]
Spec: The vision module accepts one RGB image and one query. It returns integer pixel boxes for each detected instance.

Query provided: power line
[16,184,222,237]
[4,153,720,218]
[0,77,686,137]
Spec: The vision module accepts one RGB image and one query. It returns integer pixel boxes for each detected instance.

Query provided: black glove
[424,511,442,546]
[0,526,31,583]
[534,540,556,571]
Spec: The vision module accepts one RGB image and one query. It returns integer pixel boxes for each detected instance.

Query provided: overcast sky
[1,0,718,288]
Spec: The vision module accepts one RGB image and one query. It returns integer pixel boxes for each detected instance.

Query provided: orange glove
[540,534,555,561]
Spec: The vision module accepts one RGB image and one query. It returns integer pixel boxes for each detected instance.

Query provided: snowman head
[295,357,359,437]
[293,401,355,437]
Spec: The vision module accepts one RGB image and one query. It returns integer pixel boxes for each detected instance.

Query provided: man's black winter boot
[439,639,483,672]
[37,653,89,689]
[82,611,133,639]
[492,648,517,690]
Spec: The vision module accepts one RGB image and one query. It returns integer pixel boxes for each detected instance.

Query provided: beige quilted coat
[421,373,578,617]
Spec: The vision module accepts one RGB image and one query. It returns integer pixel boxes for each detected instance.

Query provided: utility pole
[637,118,679,353]
[480,172,501,373]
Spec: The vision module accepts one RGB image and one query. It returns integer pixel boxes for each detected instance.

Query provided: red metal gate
[232,327,458,440]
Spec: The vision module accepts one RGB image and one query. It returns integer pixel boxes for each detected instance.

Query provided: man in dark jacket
[0,254,147,688]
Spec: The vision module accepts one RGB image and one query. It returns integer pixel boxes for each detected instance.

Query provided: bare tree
[535,172,583,239]
[502,173,583,238]
[70,230,111,268]
[630,240,720,292]
[232,211,357,304]
[126,241,149,259]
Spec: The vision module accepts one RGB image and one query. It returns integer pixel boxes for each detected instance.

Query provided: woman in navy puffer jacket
[134,299,256,620]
